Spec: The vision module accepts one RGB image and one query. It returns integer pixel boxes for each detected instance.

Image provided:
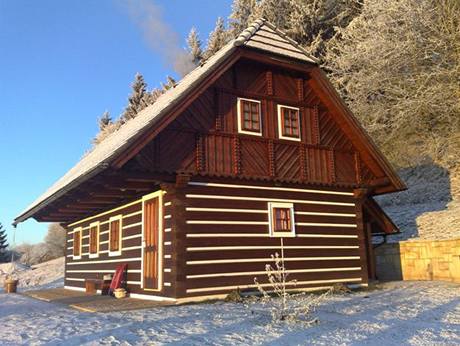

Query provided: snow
[378,166,460,242]
[0,281,459,345]
[0,257,64,291]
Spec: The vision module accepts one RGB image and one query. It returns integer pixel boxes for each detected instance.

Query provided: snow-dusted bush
[251,239,334,325]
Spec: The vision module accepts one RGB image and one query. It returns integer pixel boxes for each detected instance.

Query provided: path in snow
[0,281,459,345]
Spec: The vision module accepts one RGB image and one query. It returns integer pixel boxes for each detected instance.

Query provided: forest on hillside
[91,0,459,240]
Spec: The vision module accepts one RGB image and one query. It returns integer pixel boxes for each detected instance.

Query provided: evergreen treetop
[187,27,203,66]
[0,223,9,263]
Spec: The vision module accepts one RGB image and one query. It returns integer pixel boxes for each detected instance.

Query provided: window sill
[89,253,99,259]
[278,135,301,142]
[238,129,263,136]
[270,232,296,238]
[109,251,122,257]
[72,255,81,260]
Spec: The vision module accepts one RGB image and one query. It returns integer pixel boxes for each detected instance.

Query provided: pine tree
[252,0,293,30]
[228,0,257,36]
[0,223,9,263]
[203,17,230,60]
[121,73,149,123]
[98,111,112,131]
[161,76,177,91]
[187,27,203,66]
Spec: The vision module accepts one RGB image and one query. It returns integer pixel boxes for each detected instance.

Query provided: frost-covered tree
[252,0,293,29]
[250,0,361,58]
[121,73,150,123]
[15,243,50,265]
[93,110,119,145]
[44,223,66,258]
[228,0,257,36]
[287,0,361,57]
[203,17,230,60]
[161,75,177,91]
[98,111,112,131]
[187,27,203,66]
[0,223,8,263]
[326,0,460,166]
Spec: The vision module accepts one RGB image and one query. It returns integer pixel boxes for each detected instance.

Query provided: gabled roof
[13,19,319,225]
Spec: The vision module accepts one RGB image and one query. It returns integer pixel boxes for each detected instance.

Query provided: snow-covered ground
[0,281,459,345]
[378,165,460,242]
[0,257,64,291]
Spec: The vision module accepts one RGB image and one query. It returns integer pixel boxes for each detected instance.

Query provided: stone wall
[375,238,460,283]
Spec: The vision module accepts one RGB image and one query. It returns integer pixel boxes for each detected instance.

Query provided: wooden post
[354,188,370,286]
[365,222,376,280]
[166,177,190,299]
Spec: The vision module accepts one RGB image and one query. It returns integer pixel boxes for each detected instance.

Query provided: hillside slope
[0,257,64,291]
[378,165,460,242]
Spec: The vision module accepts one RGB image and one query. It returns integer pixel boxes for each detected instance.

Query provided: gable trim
[307,68,406,194]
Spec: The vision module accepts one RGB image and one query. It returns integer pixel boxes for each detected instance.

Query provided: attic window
[268,202,296,237]
[89,222,99,258]
[237,98,262,136]
[109,215,122,257]
[277,105,301,141]
[73,227,82,259]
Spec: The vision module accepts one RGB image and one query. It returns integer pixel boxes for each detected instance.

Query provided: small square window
[109,215,122,257]
[73,227,82,259]
[277,105,301,141]
[89,222,99,258]
[237,98,262,136]
[268,202,296,237]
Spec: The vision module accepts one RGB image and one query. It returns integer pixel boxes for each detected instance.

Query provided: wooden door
[143,197,160,290]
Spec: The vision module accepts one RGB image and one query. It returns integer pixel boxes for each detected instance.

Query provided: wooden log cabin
[14,19,405,303]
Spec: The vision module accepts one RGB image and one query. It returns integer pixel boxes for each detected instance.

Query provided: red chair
[109,263,127,296]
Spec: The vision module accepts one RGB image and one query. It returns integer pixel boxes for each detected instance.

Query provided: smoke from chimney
[123,0,195,77]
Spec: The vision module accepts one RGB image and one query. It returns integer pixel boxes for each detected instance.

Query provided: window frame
[108,215,123,257]
[88,221,100,259]
[268,202,296,237]
[72,227,82,260]
[237,97,263,136]
[277,104,301,141]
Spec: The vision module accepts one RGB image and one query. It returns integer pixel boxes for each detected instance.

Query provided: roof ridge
[259,20,320,64]
[234,18,266,46]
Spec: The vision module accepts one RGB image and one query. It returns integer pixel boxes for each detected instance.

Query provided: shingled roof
[14,19,319,226]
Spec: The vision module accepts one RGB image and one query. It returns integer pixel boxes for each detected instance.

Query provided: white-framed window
[72,227,82,260]
[88,221,100,258]
[268,202,296,237]
[277,104,301,141]
[237,97,262,136]
[109,215,123,257]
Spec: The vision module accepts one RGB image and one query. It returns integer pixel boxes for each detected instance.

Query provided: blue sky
[0,0,232,245]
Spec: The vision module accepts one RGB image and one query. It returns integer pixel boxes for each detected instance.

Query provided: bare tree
[44,223,66,258]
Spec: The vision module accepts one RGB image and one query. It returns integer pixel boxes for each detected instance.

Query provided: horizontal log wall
[64,189,175,299]
[177,179,368,298]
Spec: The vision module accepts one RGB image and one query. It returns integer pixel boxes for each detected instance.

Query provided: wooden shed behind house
[14,19,405,303]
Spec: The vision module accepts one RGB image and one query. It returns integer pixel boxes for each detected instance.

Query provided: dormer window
[277,105,301,141]
[237,98,262,136]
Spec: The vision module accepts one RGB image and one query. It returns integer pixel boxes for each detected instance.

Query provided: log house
[14,19,405,303]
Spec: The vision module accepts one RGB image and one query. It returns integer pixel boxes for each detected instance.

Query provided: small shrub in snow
[251,239,333,325]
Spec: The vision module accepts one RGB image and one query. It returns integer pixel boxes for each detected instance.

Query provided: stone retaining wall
[375,238,460,283]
